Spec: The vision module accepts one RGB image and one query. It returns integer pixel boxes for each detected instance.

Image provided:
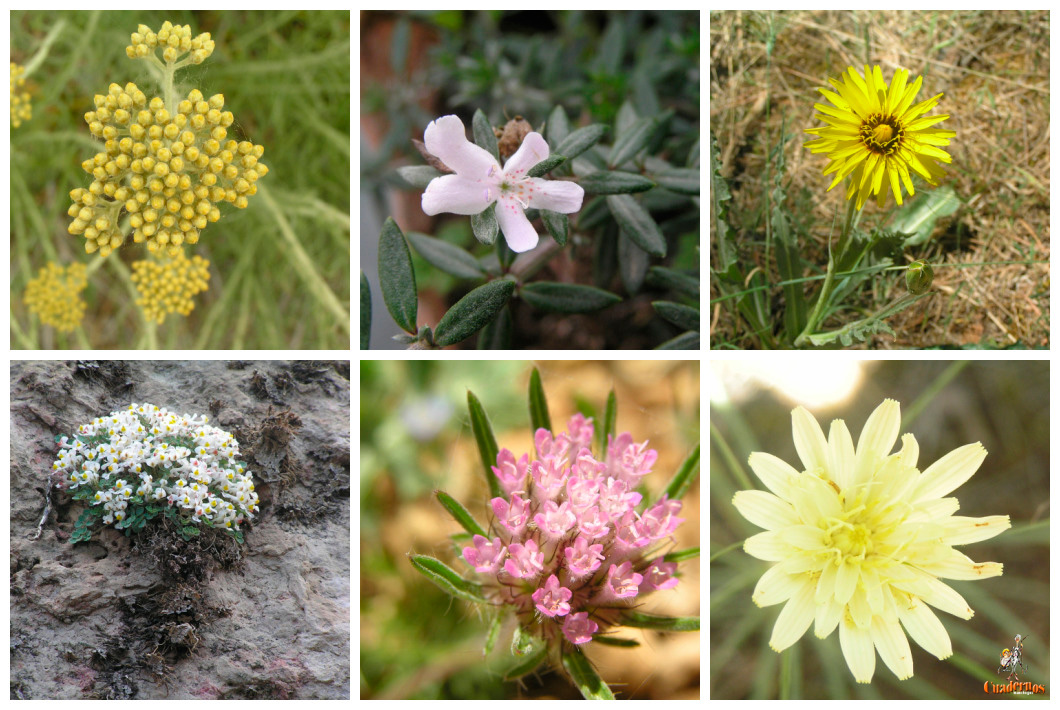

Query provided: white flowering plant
[53,403,259,545]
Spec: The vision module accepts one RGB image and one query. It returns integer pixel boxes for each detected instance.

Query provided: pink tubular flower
[534,500,577,540]
[565,476,600,512]
[599,562,643,602]
[639,558,679,592]
[564,535,605,579]
[535,427,571,460]
[462,535,506,574]
[532,574,573,617]
[531,456,568,501]
[606,433,658,484]
[562,612,599,645]
[567,414,594,452]
[597,477,641,519]
[640,496,684,540]
[491,493,530,536]
[576,506,610,540]
[420,115,585,253]
[492,448,529,496]
[504,538,544,579]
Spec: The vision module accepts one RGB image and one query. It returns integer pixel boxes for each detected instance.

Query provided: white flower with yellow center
[733,399,1009,683]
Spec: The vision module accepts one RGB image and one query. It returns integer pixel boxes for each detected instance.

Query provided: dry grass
[710,10,1049,348]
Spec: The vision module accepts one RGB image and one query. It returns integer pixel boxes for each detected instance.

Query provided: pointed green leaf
[468,390,503,499]
[656,331,699,350]
[606,194,666,257]
[504,646,548,680]
[408,553,486,603]
[528,367,552,433]
[562,649,615,700]
[554,124,608,161]
[472,109,499,161]
[662,443,699,501]
[652,301,700,332]
[406,231,486,279]
[579,170,655,195]
[520,282,621,314]
[620,611,699,631]
[594,636,640,648]
[653,167,700,195]
[618,229,649,294]
[435,490,487,537]
[360,271,371,349]
[663,546,700,564]
[540,209,568,246]
[646,266,699,299]
[378,217,418,334]
[547,104,571,147]
[396,165,443,189]
[476,304,512,349]
[433,280,516,347]
[609,116,656,167]
[471,202,499,245]
[527,154,567,178]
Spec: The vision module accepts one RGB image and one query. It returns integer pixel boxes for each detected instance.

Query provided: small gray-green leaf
[547,104,571,147]
[435,490,487,537]
[471,202,499,245]
[579,170,655,195]
[653,168,700,195]
[472,109,499,161]
[360,271,371,350]
[540,209,568,246]
[653,301,700,332]
[408,554,486,604]
[396,165,442,189]
[434,280,516,347]
[520,282,621,314]
[620,611,699,632]
[406,231,485,279]
[468,390,502,499]
[609,116,655,167]
[656,331,700,350]
[527,154,567,177]
[378,217,418,334]
[554,124,608,161]
[562,650,615,700]
[528,367,551,434]
[607,194,666,257]
[662,443,700,501]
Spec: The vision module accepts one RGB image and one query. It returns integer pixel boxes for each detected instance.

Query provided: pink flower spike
[491,493,530,536]
[562,612,598,645]
[504,539,544,579]
[491,448,529,496]
[641,496,684,540]
[531,574,572,617]
[533,500,577,540]
[566,413,594,452]
[563,535,604,579]
[462,534,506,573]
[639,558,679,592]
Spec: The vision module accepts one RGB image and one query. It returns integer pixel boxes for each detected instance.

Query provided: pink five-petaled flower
[532,574,573,618]
[639,558,679,592]
[562,611,599,645]
[462,534,506,574]
[534,500,577,540]
[564,535,605,580]
[640,496,684,541]
[492,448,529,497]
[576,505,610,540]
[505,538,544,579]
[597,561,643,603]
[531,456,568,502]
[420,115,585,253]
[491,492,531,536]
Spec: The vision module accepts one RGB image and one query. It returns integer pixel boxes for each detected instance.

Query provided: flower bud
[906,259,934,295]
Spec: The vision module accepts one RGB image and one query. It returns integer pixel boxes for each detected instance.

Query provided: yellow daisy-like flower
[805,65,956,210]
[733,399,1009,683]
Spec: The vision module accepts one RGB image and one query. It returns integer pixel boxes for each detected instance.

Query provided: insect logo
[997,634,1028,681]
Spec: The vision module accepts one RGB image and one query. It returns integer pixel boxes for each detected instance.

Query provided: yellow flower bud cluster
[68,83,269,257]
[23,262,89,333]
[126,21,215,65]
[11,63,32,128]
[130,251,211,324]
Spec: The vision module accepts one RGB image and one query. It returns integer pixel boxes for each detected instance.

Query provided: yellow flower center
[872,124,894,144]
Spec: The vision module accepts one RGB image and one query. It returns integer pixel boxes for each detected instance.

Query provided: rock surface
[10,361,350,699]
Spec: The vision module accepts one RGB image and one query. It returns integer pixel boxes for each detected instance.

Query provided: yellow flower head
[733,399,1009,683]
[23,262,89,333]
[805,65,956,210]
[10,63,32,128]
[130,251,211,324]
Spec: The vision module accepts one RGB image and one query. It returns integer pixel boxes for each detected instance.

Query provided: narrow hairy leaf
[540,209,569,246]
[476,304,512,350]
[471,202,499,245]
[653,167,700,195]
[546,104,571,147]
[433,280,516,347]
[527,154,567,178]
[377,217,418,334]
[662,443,700,501]
[359,271,371,349]
[520,282,622,314]
[562,649,615,700]
[663,546,701,563]
[609,116,656,167]
[607,194,666,257]
[472,108,499,161]
[396,164,442,189]
[406,231,485,280]
[504,646,548,680]
[656,331,699,350]
[554,124,608,161]
[408,553,486,603]
[579,170,655,195]
[435,490,487,537]
[468,390,503,499]
[652,301,700,332]
[528,367,552,434]
[618,229,649,295]
[594,636,640,648]
[646,266,699,299]
[620,611,700,631]
[599,388,617,453]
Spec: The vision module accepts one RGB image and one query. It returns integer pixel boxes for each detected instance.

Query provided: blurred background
[360,360,700,698]
[710,360,1049,698]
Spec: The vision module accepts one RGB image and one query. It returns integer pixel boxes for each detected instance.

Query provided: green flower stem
[794,195,858,347]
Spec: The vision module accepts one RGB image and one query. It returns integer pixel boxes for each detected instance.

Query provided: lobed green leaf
[377,217,418,334]
[408,553,486,604]
[433,280,516,347]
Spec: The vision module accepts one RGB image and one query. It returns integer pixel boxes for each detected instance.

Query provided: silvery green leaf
[607,194,666,257]
[520,282,621,314]
[579,170,655,195]
[472,108,499,161]
[433,280,516,347]
[471,203,499,246]
[554,124,608,161]
[406,231,485,279]
[377,217,417,334]
[396,165,442,189]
